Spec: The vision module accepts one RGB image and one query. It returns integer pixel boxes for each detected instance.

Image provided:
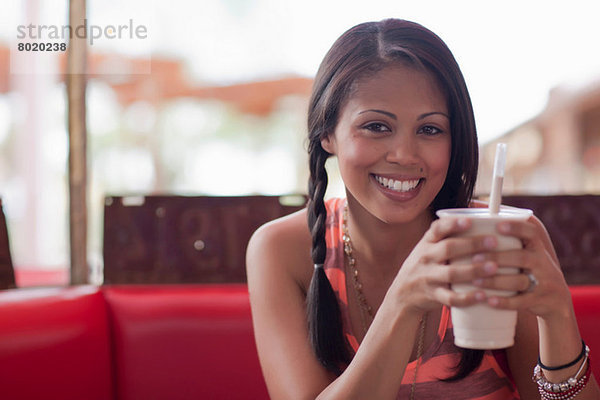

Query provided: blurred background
[1,0,600,286]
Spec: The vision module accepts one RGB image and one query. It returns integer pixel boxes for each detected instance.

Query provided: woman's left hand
[469,215,572,319]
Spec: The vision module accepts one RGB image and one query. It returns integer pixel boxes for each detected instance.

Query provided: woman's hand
[389,216,502,315]
[484,216,600,400]
[469,216,572,319]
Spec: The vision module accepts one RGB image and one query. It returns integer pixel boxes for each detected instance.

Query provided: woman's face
[321,64,451,225]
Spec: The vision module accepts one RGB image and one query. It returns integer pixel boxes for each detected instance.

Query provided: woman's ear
[320,134,336,155]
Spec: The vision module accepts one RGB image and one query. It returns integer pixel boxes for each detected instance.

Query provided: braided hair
[305,19,481,379]
[306,142,352,374]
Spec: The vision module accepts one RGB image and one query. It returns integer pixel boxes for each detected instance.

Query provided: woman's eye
[363,122,391,133]
[419,125,443,136]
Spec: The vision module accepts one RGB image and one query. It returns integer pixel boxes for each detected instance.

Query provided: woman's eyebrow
[358,109,449,120]
[418,111,449,120]
[358,109,397,120]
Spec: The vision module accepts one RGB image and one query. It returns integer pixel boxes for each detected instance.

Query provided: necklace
[342,203,427,400]
[342,205,373,333]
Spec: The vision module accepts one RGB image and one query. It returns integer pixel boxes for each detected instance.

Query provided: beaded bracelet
[535,361,591,400]
[539,340,586,371]
[533,347,588,392]
[533,344,591,400]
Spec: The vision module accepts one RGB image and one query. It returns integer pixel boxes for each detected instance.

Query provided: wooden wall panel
[103,195,306,284]
[503,195,600,284]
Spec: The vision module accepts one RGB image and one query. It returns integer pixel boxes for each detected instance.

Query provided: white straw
[488,143,507,214]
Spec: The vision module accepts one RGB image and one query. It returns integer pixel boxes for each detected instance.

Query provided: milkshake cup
[436,207,533,349]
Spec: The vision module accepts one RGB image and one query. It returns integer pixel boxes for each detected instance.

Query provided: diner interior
[1,1,600,399]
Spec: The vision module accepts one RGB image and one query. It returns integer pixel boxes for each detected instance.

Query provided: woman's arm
[506,309,540,399]
[246,213,334,399]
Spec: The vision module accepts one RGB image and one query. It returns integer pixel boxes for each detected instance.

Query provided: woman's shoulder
[248,197,343,257]
[246,207,313,286]
[250,207,310,250]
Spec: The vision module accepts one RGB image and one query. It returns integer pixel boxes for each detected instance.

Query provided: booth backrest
[103,285,269,400]
[570,285,600,377]
[503,195,600,284]
[0,286,113,400]
[0,284,269,400]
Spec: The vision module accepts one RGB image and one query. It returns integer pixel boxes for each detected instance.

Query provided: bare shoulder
[246,208,313,290]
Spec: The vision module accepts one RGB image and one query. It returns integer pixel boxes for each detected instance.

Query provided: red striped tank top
[323,198,520,399]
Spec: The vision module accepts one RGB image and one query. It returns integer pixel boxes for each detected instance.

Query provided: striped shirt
[323,198,520,399]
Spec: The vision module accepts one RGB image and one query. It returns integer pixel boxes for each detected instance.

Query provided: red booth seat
[1,285,599,400]
[0,285,269,400]
[0,286,112,400]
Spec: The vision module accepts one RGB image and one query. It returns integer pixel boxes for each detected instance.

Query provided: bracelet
[533,348,592,400]
[535,360,591,400]
[534,347,589,392]
[539,340,587,371]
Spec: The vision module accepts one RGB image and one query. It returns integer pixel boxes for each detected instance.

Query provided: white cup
[435,207,533,349]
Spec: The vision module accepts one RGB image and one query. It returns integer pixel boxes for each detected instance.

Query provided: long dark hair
[306,19,481,380]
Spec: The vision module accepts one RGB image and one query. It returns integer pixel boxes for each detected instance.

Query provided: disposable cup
[435,207,533,349]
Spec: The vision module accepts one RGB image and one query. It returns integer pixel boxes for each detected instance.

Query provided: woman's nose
[385,134,419,164]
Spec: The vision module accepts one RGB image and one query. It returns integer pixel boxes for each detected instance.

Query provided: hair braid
[307,146,329,264]
[306,143,352,375]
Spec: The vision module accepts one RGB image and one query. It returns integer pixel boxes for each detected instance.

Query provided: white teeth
[375,175,420,192]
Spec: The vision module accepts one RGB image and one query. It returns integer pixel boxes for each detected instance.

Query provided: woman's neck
[345,197,434,276]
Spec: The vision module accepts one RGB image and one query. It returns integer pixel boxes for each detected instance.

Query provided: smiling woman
[246,18,600,400]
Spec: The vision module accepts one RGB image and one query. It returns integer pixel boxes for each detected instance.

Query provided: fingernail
[483,261,497,274]
[488,297,500,306]
[457,218,469,229]
[498,222,510,233]
[473,278,484,287]
[475,291,486,301]
[484,236,497,249]
[473,253,485,263]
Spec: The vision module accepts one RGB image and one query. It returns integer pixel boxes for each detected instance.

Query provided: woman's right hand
[389,216,501,315]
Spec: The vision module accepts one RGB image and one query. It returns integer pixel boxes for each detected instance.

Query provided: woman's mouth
[373,174,423,193]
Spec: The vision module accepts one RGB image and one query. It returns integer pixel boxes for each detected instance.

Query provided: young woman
[246,19,599,400]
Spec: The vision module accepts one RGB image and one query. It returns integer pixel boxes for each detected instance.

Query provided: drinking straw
[488,143,507,214]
